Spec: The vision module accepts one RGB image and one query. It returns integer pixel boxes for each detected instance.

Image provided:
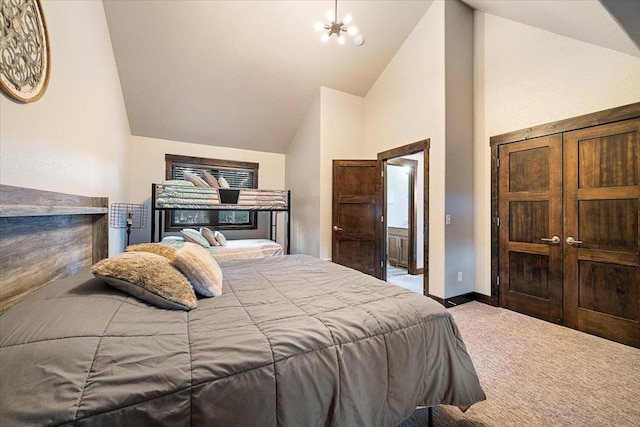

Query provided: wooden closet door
[499,135,564,323]
[563,119,640,347]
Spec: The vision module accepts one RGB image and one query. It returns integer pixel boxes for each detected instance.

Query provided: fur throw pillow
[173,242,223,297]
[126,242,176,260]
[91,252,197,310]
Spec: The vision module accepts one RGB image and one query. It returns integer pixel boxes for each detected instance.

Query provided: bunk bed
[151,183,290,255]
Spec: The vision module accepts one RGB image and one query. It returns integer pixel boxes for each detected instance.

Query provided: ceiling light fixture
[314,0,361,45]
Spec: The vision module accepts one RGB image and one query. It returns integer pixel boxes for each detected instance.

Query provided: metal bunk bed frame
[150,184,291,254]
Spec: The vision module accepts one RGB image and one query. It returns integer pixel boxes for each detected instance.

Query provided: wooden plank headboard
[0,185,108,312]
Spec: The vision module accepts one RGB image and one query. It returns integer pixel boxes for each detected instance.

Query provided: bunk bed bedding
[155,184,288,210]
[0,254,485,426]
[163,237,284,260]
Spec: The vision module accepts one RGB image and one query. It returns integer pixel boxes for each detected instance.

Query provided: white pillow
[214,230,228,246]
[180,228,210,248]
[217,176,231,188]
[161,235,184,243]
[183,171,209,187]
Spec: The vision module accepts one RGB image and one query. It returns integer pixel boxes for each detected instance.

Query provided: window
[165,154,259,231]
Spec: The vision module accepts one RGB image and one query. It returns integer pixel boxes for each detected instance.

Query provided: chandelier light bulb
[338,35,345,45]
[348,26,357,35]
[326,10,334,22]
[343,14,352,25]
[314,22,325,32]
[321,33,330,43]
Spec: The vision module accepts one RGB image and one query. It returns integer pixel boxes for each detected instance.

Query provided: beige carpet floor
[399,301,640,426]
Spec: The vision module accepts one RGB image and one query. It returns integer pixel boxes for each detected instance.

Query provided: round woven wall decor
[0,0,50,103]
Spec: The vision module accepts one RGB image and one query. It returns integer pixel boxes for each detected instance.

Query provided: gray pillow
[200,227,220,246]
[202,171,220,188]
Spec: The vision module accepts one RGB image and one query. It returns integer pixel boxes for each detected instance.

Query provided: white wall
[473,12,640,296]
[129,136,286,248]
[285,91,322,256]
[387,165,410,228]
[319,87,364,260]
[0,0,130,256]
[363,0,447,298]
[444,0,475,298]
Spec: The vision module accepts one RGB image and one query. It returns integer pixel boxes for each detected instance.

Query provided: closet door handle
[566,236,582,245]
[333,225,343,232]
[541,236,560,244]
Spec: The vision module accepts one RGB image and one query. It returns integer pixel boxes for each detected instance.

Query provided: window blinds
[171,165,255,189]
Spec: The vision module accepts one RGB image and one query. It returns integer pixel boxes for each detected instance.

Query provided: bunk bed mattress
[164,238,283,260]
[0,255,485,426]
[155,184,288,210]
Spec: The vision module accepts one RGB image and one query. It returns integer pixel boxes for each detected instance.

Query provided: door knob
[541,236,561,244]
[333,225,343,232]
[566,236,582,245]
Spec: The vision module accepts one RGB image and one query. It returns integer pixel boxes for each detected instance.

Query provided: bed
[162,236,284,260]
[0,185,486,426]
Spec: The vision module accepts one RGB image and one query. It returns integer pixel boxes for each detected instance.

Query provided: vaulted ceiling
[103,0,639,154]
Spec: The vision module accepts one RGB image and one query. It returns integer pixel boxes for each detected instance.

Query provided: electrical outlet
[446,214,451,225]
[457,272,463,282]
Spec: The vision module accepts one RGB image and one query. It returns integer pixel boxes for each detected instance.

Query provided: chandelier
[314,0,363,45]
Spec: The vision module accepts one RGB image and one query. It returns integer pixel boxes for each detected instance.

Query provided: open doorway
[377,140,429,296]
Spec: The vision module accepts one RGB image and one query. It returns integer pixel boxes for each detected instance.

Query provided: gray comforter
[0,255,485,426]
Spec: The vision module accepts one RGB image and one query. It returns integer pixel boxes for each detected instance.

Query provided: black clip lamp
[110,203,148,247]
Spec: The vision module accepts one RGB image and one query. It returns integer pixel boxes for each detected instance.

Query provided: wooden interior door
[499,135,564,323]
[332,160,382,279]
[563,119,640,347]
